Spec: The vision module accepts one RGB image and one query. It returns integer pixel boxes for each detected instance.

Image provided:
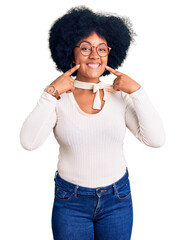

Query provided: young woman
[20,6,165,240]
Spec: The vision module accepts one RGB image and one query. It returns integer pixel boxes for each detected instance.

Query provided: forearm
[20,91,57,150]
[124,87,165,147]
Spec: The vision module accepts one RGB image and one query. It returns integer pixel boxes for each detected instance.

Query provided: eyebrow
[79,40,107,46]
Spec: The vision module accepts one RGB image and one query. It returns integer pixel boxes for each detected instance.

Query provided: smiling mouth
[86,63,101,69]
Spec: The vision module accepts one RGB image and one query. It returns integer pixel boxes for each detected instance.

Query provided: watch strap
[44,85,61,100]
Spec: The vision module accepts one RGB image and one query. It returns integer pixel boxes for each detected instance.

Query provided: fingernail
[105,66,109,69]
[76,64,80,67]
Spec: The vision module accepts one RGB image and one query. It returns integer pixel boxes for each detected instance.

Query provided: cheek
[74,56,87,65]
[102,57,108,66]
[73,49,87,65]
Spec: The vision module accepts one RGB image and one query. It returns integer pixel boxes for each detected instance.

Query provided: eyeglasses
[74,41,111,57]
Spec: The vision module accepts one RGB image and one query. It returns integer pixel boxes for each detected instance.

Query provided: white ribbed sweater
[20,86,165,188]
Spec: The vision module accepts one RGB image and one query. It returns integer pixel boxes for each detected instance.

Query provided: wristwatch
[44,85,61,100]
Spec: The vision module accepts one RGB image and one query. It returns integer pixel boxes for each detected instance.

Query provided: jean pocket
[115,179,131,201]
[55,183,75,201]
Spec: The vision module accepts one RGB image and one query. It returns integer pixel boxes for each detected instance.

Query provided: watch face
[47,86,55,94]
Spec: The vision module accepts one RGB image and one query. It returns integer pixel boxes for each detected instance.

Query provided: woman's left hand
[105,66,141,94]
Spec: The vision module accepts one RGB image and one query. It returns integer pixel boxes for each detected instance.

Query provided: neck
[76,72,100,83]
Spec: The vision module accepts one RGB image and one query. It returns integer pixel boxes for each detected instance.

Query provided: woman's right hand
[49,64,80,94]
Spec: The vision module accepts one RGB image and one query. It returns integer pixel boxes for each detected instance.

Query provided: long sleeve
[20,91,58,151]
[122,87,165,148]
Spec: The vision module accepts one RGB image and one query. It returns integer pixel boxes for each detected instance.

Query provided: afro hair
[48,6,137,76]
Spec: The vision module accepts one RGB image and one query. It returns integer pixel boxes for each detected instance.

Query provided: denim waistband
[54,168,129,195]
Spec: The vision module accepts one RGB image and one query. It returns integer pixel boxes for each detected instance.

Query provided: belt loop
[113,183,117,196]
[126,167,129,178]
[74,185,79,198]
[54,170,58,180]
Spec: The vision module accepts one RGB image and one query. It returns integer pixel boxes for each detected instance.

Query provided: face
[73,32,108,82]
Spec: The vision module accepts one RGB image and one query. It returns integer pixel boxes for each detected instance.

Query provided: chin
[89,72,101,77]
[77,68,105,79]
[88,70,105,78]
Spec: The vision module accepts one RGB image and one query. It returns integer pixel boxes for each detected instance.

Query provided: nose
[89,47,100,59]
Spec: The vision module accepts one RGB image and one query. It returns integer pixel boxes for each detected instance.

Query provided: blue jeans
[51,168,133,240]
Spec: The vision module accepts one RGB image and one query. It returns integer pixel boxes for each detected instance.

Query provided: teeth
[87,64,100,68]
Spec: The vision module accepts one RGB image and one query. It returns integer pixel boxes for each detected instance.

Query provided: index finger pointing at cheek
[105,65,122,76]
[65,64,80,76]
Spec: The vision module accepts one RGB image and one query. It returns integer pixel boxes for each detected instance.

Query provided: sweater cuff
[40,91,59,103]
[128,87,148,102]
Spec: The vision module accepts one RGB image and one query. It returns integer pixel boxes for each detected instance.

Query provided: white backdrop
[1,0,184,239]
